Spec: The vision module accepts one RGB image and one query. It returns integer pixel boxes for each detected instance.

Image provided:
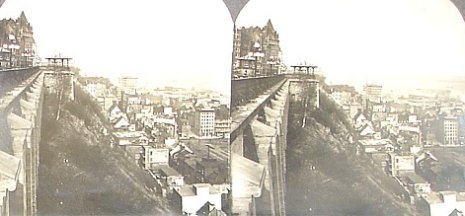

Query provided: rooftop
[423,192,444,204]
[200,108,215,112]
[423,191,465,204]
[112,131,146,139]
[364,84,382,88]
[390,151,414,157]
[157,165,182,177]
[404,173,428,184]
[176,183,222,197]
[183,140,229,162]
[399,125,421,134]
[358,139,392,146]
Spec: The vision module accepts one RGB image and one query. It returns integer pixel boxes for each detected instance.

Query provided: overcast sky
[2,0,465,93]
[236,0,465,90]
[0,0,233,95]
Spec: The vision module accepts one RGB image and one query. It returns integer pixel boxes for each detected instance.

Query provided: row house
[215,119,230,139]
[154,165,185,196]
[388,152,415,177]
[112,131,149,165]
[143,145,170,170]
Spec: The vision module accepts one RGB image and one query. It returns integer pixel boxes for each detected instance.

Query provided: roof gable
[108,103,122,113]
[113,116,130,128]
[359,124,375,135]
[353,110,366,121]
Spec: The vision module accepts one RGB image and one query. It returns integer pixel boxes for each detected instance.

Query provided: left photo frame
[0,1,235,215]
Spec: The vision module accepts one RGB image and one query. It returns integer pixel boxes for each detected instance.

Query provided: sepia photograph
[1,0,465,216]
[230,0,465,216]
[1,0,231,215]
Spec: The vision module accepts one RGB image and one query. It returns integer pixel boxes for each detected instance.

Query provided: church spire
[265,19,274,31]
[18,11,29,24]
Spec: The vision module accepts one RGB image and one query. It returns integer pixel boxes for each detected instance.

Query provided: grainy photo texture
[1,0,465,216]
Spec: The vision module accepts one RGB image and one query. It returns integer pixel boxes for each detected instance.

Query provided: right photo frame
[228,0,465,215]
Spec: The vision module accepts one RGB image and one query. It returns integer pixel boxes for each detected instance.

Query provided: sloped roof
[353,110,366,121]
[265,19,274,31]
[196,202,227,216]
[170,143,193,156]
[18,11,28,24]
[113,116,130,127]
[358,123,375,135]
[177,183,222,197]
[449,209,463,216]
[108,103,121,113]
[158,165,182,177]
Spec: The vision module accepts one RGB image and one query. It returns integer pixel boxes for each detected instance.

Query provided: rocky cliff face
[38,85,173,215]
[286,90,419,215]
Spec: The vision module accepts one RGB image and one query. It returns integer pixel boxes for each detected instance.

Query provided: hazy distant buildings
[118,76,138,94]
[438,115,459,146]
[85,83,106,98]
[193,108,216,137]
[215,119,230,139]
[364,84,383,103]
[80,76,118,111]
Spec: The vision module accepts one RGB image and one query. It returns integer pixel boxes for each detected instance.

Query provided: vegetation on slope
[286,89,419,215]
[38,85,173,215]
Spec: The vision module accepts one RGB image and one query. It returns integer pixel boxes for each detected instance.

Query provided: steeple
[264,19,275,32]
[20,11,26,19]
[17,11,29,25]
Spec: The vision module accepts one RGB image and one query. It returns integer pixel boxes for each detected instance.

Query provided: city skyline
[0,0,233,96]
[236,0,465,90]
[3,0,465,95]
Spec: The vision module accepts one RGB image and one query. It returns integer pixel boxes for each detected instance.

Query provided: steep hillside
[286,91,419,215]
[38,85,173,215]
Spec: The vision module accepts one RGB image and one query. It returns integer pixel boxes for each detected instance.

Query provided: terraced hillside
[286,90,420,215]
[38,85,173,215]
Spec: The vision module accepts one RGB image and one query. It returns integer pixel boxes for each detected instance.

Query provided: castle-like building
[233,20,284,78]
[0,11,36,69]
